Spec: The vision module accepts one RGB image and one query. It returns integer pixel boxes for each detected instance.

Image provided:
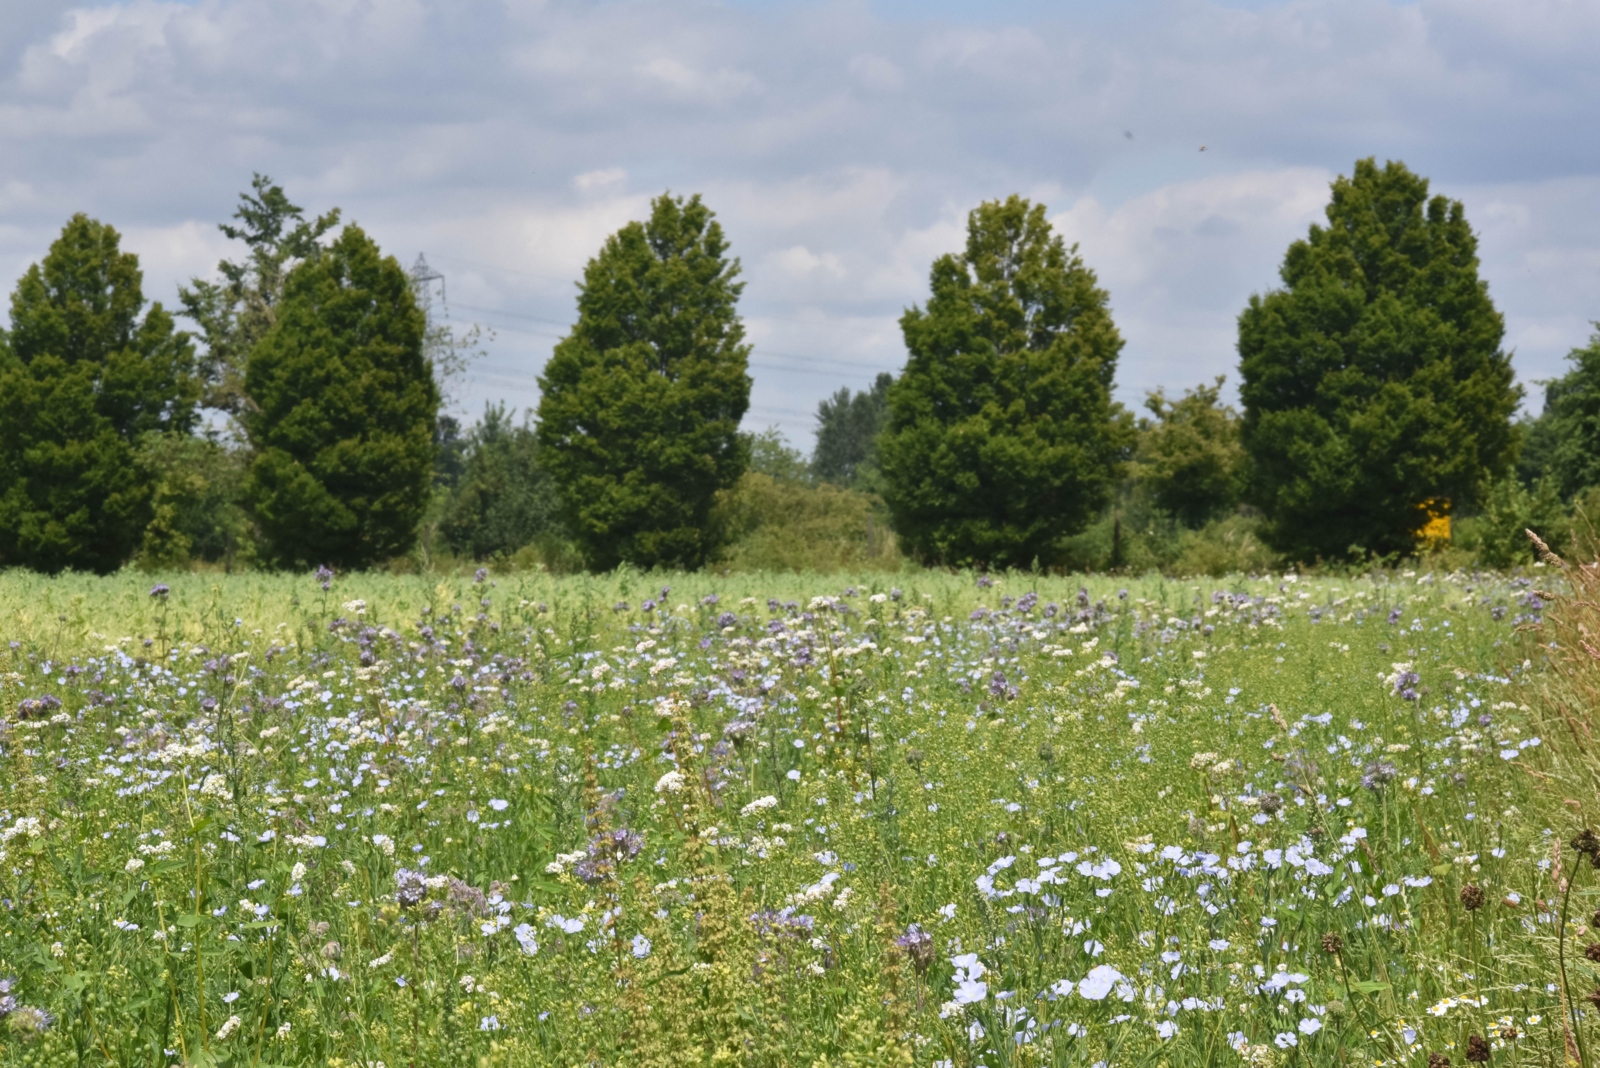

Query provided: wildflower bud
[1460,883,1486,911]
[1036,743,1055,764]
[1325,999,1348,1019]
[905,748,924,769]
[1465,1034,1490,1063]
[1427,1053,1451,1068]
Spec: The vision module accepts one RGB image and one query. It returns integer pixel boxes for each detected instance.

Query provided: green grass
[0,566,1582,1066]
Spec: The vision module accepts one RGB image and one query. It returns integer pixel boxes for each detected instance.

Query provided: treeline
[0,160,1594,576]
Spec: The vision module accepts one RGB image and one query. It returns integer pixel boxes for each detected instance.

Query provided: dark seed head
[1571,828,1600,861]
[1259,792,1283,816]
[1460,883,1487,911]
[1428,1054,1451,1068]
[1588,986,1600,1010]
[1586,942,1600,963]
[1499,1024,1519,1041]
[1320,932,1344,955]
[1465,1034,1491,1063]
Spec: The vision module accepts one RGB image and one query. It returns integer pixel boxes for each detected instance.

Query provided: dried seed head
[1427,1054,1451,1068]
[1460,883,1487,911]
[1320,932,1344,955]
[1571,828,1600,862]
[1588,986,1600,1010]
[1586,942,1600,963]
[1499,1024,1519,1041]
[1465,1034,1491,1063]
[1259,792,1284,816]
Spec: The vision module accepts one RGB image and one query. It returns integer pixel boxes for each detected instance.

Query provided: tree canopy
[243,224,437,570]
[0,215,197,573]
[536,193,751,570]
[1133,377,1246,528]
[1522,329,1600,500]
[1238,158,1520,560]
[879,195,1128,568]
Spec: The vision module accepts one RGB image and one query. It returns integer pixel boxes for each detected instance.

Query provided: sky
[2,0,1598,449]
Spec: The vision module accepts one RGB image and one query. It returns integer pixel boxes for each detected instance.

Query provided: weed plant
[0,566,1577,1066]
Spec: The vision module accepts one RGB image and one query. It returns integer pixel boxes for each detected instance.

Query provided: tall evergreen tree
[1238,158,1520,560]
[812,372,892,486]
[180,174,340,415]
[243,224,437,570]
[537,193,751,570]
[0,215,197,573]
[878,195,1128,569]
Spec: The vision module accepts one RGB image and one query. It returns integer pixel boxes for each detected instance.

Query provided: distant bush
[715,471,899,572]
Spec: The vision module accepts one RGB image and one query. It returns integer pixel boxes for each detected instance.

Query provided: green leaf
[173,913,207,928]
[1349,980,1391,995]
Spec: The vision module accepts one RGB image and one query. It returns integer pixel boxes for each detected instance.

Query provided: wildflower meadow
[0,566,1588,1067]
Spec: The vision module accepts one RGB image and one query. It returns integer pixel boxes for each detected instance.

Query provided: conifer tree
[879,195,1128,568]
[0,215,197,573]
[243,224,437,569]
[1238,158,1520,560]
[537,193,751,570]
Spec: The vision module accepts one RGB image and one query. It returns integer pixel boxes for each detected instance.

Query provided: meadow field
[0,566,1585,1067]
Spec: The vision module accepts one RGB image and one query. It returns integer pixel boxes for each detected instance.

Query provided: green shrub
[715,471,899,572]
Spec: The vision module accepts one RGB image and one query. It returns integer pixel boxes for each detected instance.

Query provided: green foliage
[1057,489,1278,577]
[746,427,813,483]
[879,195,1129,569]
[1453,475,1570,569]
[716,429,897,571]
[134,432,251,570]
[242,224,438,570]
[812,372,892,487]
[1525,329,1600,500]
[0,214,197,574]
[438,404,566,561]
[1132,376,1246,527]
[1238,158,1521,562]
[537,193,752,571]
[179,174,340,415]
